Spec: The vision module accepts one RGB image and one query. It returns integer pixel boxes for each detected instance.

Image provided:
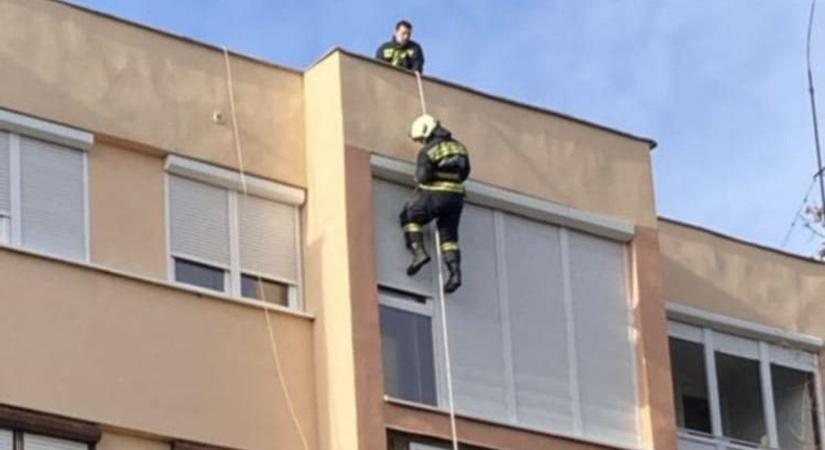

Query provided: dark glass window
[716,352,767,445]
[772,364,820,450]
[241,274,289,306]
[174,258,225,292]
[380,302,437,406]
[669,338,712,433]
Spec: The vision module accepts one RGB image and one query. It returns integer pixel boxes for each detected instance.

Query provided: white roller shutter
[373,179,434,294]
[20,136,85,260]
[238,194,298,283]
[568,230,638,447]
[169,175,230,266]
[23,434,87,450]
[502,214,573,433]
[0,131,9,215]
[0,429,11,450]
[446,205,510,422]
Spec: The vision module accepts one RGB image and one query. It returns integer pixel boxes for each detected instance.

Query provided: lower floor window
[669,320,823,450]
[174,257,226,292]
[241,274,289,306]
[387,431,488,450]
[0,430,88,450]
[379,289,437,406]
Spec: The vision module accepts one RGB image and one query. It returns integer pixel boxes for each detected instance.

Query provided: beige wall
[337,52,657,228]
[0,0,305,187]
[98,432,169,450]
[303,53,361,450]
[0,247,318,450]
[660,219,825,338]
[89,143,167,279]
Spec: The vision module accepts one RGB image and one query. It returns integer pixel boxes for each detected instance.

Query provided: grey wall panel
[373,179,434,294]
[446,204,510,422]
[568,230,637,446]
[503,214,574,432]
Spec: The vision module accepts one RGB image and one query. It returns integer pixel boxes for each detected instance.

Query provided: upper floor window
[0,109,91,261]
[165,155,304,309]
[374,177,639,449]
[669,317,823,450]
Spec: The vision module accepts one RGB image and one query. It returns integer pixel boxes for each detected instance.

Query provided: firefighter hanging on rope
[400,114,471,293]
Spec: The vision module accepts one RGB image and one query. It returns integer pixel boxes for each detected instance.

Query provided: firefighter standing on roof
[400,115,470,293]
[376,20,425,72]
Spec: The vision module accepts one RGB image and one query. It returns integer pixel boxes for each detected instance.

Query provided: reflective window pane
[174,258,225,292]
[380,304,437,406]
[241,274,289,306]
[715,352,767,445]
[670,338,711,433]
[772,365,819,450]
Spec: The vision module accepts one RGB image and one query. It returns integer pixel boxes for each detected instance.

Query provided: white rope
[415,70,428,115]
[418,68,458,449]
[264,300,311,450]
[224,45,309,450]
[222,46,248,195]
[434,231,460,450]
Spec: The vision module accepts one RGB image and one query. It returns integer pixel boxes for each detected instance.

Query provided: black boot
[405,232,431,276]
[443,251,462,293]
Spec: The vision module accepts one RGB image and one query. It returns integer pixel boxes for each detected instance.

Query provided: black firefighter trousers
[399,188,464,265]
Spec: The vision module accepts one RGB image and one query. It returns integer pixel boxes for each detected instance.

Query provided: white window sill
[0,243,314,321]
[385,396,646,450]
[678,429,775,450]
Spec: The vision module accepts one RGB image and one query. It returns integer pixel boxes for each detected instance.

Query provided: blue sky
[66,0,825,257]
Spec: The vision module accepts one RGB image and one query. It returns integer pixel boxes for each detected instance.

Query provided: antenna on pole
[806,0,825,210]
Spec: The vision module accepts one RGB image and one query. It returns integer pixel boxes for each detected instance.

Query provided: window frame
[164,156,305,310]
[668,313,825,450]
[374,167,642,449]
[0,114,92,263]
[379,287,441,406]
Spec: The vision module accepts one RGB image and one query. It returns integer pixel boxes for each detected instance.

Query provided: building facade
[0,1,822,450]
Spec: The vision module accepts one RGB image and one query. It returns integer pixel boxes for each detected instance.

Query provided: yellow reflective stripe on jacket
[434,171,461,181]
[384,47,415,66]
[440,241,459,252]
[427,141,468,161]
[403,223,422,232]
[418,181,465,193]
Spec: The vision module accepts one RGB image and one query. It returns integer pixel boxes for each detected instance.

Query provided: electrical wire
[223,46,310,450]
[781,176,817,247]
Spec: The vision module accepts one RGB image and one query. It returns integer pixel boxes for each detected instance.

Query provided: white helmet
[410,114,438,142]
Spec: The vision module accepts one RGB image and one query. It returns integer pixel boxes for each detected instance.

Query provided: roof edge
[659,216,824,265]
[309,47,658,150]
[54,0,303,75]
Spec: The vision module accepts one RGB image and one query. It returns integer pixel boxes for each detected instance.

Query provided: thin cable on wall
[223,46,310,450]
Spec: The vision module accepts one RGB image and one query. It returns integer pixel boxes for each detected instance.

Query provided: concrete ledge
[371,154,635,242]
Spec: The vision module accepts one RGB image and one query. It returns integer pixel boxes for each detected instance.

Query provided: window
[373,179,638,448]
[669,320,823,450]
[0,124,89,261]
[387,431,488,450]
[0,430,88,450]
[379,289,437,406]
[670,337,712,433]
[165,156,304,308]
[772,365,820,450]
